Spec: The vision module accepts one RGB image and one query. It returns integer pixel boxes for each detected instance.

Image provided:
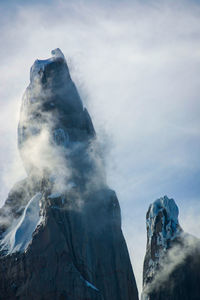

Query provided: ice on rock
[85,280,99,291]
[0,48,139,299]
[79,275,99,291]
[146,196,180,244]
[143,196,183,290]
[30,48,65,83]
[51,48,65,60]
[148,196,179,224]
[30,58,52,82]
[143,196,183,296]
[0,193,43,254]
[143,195,200,299]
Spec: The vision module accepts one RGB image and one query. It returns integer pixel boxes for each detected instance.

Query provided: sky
[0,0,200,295]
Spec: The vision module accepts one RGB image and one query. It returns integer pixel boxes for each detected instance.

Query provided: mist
[142,233,200,298]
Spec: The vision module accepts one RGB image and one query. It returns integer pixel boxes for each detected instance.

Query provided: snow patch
[0,192,43,254]
[48,192,62,199]
[85,280,99,291]
[80,275,99,291]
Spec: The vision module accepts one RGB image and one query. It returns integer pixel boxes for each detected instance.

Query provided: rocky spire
[18,49,96,181]
[0,49,139,300]
[143,196,182,286]
[142,196,200,300]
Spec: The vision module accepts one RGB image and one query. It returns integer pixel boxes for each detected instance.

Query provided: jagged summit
[143,196,182,296]
[142,196,200,300]
[146,196,181,247]
[51,48,65,59]
[18,48,96,184]
[30,48,66,82]
[147,196,179,224]
[0,49,139,300]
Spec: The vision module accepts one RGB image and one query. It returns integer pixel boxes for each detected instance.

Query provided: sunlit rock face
[142,196,200,300]
[0,49,138,300]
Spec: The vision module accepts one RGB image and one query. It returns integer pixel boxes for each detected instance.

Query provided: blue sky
[0,0,200,294]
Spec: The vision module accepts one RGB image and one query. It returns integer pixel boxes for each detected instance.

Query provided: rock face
[142,196,200,300]
[0,49,138,300]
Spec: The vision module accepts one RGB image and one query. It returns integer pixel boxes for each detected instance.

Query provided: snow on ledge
[0,192,43,255]
[85,280,99,291]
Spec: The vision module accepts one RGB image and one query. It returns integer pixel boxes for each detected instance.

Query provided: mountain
[142,195,200,300]
[0,49,139,300]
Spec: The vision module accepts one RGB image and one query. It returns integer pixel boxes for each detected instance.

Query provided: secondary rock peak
[51,48,65,59]
[147,196,179,228]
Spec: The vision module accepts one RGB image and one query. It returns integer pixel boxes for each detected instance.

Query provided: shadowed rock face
[0,49,138,300]
[18,48,97,186]
[142,196,200,300]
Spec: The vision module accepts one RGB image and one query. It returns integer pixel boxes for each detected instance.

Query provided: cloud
[142,233,200,298]
[0,0,200,295]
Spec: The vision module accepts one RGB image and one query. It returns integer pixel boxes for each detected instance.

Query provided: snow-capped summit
[18,49,96,180]
[51,48,65,59]
[30,48,66,83]
[0,49,139,300]
[147,196,179,225]
[143,196,182,295]
[146,196,181,246]
[142,196,200,300]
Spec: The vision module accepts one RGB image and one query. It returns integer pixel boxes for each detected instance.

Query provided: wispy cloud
[142,233,200,298]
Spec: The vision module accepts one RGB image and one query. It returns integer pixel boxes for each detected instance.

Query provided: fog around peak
[0,0,200,294]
